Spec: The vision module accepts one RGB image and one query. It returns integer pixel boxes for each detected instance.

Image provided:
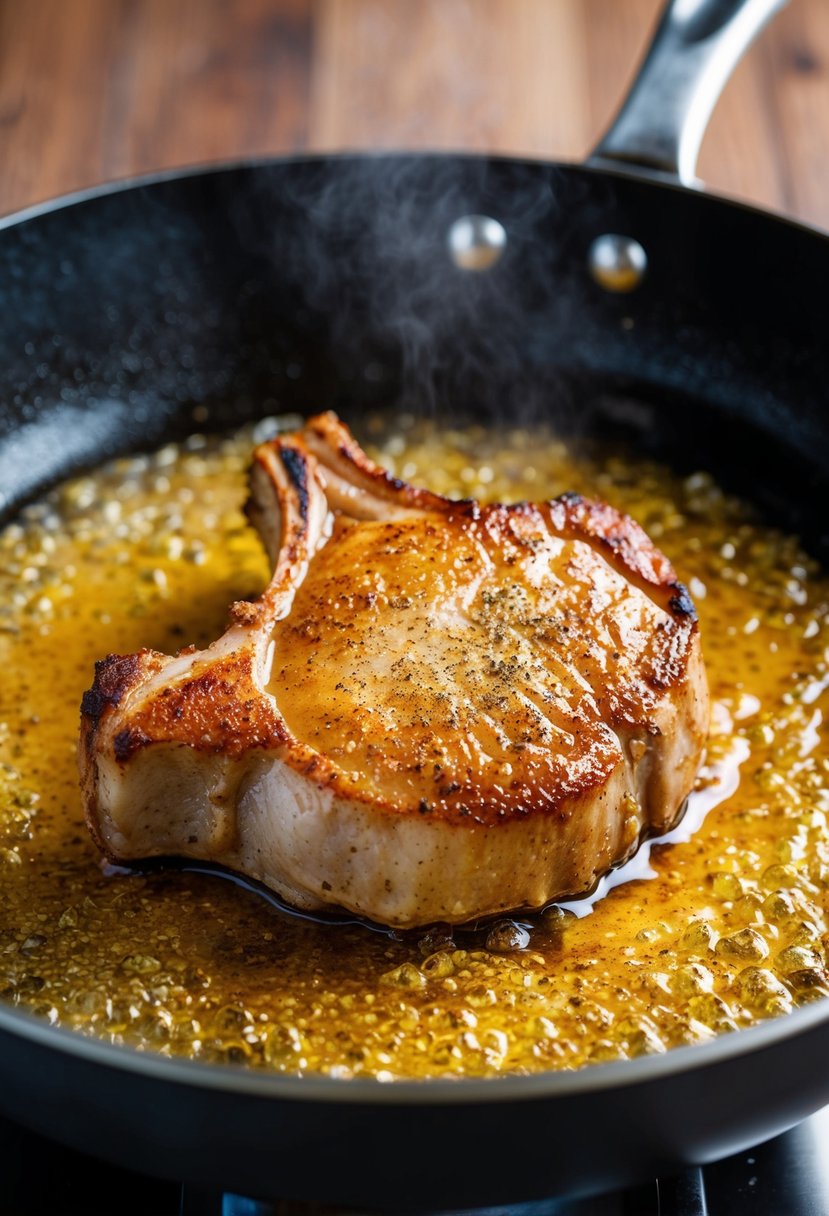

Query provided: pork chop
[79,413,709,928]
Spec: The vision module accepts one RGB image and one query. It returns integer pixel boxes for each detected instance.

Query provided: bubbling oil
[0,412,828,1078]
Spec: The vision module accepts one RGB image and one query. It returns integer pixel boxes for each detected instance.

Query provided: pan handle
[588,0,788,186]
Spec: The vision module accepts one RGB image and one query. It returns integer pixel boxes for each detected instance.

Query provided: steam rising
[233,154,593,427]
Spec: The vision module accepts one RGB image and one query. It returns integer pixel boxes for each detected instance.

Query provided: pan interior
[0,158,828,1085]
[1,401,828,1079]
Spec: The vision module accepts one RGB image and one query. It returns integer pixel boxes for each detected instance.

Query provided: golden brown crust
[303,410,454,516]
[545,493,696,620]
[301,413,694,620]
[111,656,288,761]
[80,652,147,724]
[265,498,701,827]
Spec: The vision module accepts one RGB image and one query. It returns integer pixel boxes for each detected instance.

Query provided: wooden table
[0,0,827,227]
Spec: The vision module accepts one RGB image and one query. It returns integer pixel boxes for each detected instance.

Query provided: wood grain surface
[0,0,826,226]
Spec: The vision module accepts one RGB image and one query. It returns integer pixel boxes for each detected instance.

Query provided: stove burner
[181,1189,661,1215]
[2,1108,829,1214]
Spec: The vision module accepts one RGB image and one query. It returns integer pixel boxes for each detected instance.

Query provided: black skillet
[2,0,829,1207]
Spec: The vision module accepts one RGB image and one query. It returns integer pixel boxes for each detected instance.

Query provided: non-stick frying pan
[1,0,828,1207]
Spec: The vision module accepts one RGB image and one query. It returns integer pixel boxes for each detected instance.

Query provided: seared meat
[79,413,709,928]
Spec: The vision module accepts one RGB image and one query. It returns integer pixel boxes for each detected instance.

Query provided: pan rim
[1,992,828,1104]
[1,150,828,247]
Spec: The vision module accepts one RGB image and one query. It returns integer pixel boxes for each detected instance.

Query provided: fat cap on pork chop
[79,413,709,928]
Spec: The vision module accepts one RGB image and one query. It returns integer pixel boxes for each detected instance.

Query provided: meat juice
[0,414,826,1077]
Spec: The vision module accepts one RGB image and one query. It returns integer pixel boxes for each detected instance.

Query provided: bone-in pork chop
[79,414,709,928]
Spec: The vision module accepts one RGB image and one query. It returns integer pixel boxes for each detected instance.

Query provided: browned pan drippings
[0,413,827,1079]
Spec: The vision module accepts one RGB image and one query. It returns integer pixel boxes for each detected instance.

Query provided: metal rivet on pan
[588,233,647,293]
[448,215,507,271]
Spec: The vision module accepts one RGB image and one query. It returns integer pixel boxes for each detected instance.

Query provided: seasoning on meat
[78,413,709,928]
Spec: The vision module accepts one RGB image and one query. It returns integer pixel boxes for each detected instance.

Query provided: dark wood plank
[762,0,829,227]
[584,0,663,149]
[0,0,826,229]
[309,0,593,158]
[309,0,829,226]
[0,0,311,214]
